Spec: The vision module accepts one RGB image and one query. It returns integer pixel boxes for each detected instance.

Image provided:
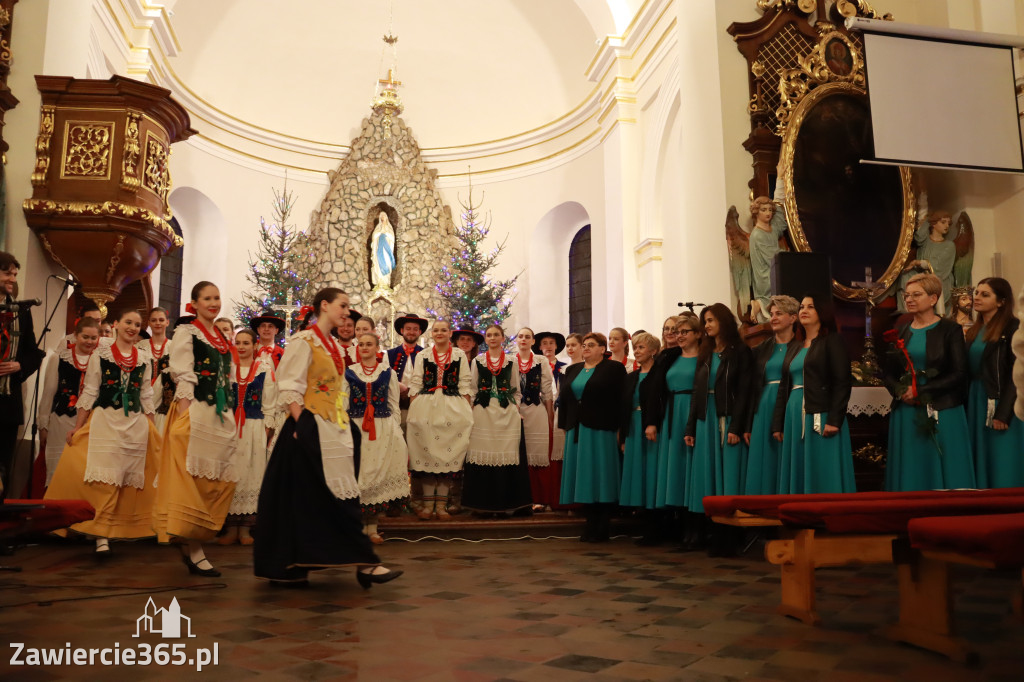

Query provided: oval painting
[790,90,906,294]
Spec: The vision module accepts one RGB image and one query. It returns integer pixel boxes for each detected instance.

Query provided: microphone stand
[23,275,75,499]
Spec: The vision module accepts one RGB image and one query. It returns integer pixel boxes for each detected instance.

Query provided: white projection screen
[862,31,1024,172]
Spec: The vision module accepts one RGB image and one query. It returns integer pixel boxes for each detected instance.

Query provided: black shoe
[181,554,221,577]
[356,568,403,589]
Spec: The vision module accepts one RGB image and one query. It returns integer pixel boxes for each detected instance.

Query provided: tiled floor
[1,520,1022,681]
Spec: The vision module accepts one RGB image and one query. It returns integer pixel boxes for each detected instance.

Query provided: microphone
[677,301,706,309]
[51,273,78,286]
[0,298,43,312]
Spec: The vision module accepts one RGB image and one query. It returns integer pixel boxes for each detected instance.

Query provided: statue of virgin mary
[371,211,396,289]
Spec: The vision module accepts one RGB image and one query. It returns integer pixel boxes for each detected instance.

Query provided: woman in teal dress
[559,332,627,542]
[966,277,1024,488]
[685,304,752,555]
[619,332,660,513]
[772,294,855,494]
[883,273,975,491]
[744,295,801,495]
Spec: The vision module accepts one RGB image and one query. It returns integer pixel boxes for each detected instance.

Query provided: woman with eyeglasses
[660,316,683,351]
[966,278,1023,488]
[883,273,974,491]
[771,294,855,494]
[684,304,753,553]
[743,295,802,495]
[637,316,702,546]
[559,332,627,542]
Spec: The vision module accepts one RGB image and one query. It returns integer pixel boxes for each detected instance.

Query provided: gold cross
[378,69,402,89]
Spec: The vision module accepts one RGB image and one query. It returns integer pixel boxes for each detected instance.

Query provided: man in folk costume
[386,313,428,417]
[334,309,360,361]
[250,310,285,369]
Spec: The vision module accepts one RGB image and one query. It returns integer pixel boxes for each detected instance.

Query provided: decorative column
[22,75,195,315]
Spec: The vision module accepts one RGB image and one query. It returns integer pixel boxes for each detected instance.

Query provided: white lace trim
[848,386,892,417]
[187,454,241,483]
[174,383,196,401]
[83,467,145,490]
[465,449,520,467]
[228,489,260,515]
[360,473,411,506]
[279,390,304,408]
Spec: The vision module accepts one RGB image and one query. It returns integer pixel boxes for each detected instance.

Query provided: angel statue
[896,189,973,313]
[725,206,752,321]
[371,210,396,290]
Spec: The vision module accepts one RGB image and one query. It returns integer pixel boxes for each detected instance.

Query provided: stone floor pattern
[1,532,1022,681]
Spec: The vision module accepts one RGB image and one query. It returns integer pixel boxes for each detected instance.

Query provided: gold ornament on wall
[61,122,113,179]
[31,105,56,187]
[105,235,125,284]
[776,30,864,134]
[120,111,141,191]
[835,0,893,20]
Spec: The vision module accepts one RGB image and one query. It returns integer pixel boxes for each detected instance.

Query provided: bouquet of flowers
[882,328,941,453]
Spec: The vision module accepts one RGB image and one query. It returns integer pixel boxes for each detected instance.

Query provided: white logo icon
[133,597,195,639]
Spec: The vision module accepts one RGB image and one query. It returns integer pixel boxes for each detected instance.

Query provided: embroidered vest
[95,358,146,413]
[388,345,421,381]
[192,335,236,410]
[302,338,345,426]
[52,357,85,417]
[233,372,267,420]
[155,353,175,415]
[474,360,516,409]
[520,362,543,406]
[345,367,392,419]
[420,358,462,397]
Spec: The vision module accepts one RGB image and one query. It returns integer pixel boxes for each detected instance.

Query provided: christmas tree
[428,177,517,332]
[234,180,322,335]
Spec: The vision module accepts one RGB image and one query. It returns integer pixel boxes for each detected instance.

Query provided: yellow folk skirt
[151,402,236,543]
[44,417,161,539]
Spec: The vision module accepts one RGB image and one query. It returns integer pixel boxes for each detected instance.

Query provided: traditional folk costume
[386,341,423,419]
[35,343,92,487]
[254,326,379,582]
[225,354,278,528]
[772,336,856,495]
[969,318,1024,488]
[345,361,411,518]
[406,344,473,516]
[140,335,173,434]
[462,351,532,513]
[518,352,556,507]
[45,343,161,538]
[256,343,284,369]
[152,320,240,543]
[0,299,44,495]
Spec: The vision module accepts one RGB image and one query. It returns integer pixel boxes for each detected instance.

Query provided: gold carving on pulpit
[121,111,142,191]
[143,134,171,207]
[61,122,113,179]
[31,105,56,186]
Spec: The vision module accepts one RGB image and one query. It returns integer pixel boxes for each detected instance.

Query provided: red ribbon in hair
[185,302,196,314]
[299,305,314,318]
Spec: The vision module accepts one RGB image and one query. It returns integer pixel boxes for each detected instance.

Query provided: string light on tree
[427,170,517,333]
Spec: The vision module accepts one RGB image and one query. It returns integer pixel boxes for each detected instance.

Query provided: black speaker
[771,252,832,300]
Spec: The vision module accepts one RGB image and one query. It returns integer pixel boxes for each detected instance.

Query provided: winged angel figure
[725,205,753,322]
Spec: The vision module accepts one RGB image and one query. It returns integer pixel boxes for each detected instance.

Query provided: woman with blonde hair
[660,317,683,351]
[883,273,974,490]
[619,331,660,539]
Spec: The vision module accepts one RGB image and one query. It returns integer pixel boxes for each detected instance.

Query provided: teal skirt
[777,390,855,494]
[654,393,691,508]
[744,384,781,495]
[620,410,655,508]
[885,401,976,491]
[967,379,1024,488]
[561,425,621,504]
[686,400,746,513]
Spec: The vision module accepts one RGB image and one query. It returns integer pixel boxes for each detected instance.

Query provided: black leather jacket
[971,317,1019,424]
[746,336,802,433]
[882,317,968,411]
[685,342,753,439]
[771,334,852,433]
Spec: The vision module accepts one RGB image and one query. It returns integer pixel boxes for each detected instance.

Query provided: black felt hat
[249,310,286,334]
[451,328,484,346]
[347,309,363,323]
[393,313,428,335]
[532,331,566,355]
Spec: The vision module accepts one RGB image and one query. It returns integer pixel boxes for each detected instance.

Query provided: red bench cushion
[702,488,1024,519]
[0,499,95,535]
[777,496,1024,534]
[909,512,1024,567]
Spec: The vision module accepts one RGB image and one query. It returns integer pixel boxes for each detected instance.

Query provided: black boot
[579,504,598,542]
[636,509,664,546]
[593,504,612,543]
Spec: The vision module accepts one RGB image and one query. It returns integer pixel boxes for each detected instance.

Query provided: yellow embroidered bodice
[301,337,348,428]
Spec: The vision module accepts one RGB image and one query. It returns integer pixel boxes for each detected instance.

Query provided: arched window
[159,217,184,323]
[568,225,592,334]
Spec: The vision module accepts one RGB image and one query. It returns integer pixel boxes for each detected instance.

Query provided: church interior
[3,0,1024,679]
